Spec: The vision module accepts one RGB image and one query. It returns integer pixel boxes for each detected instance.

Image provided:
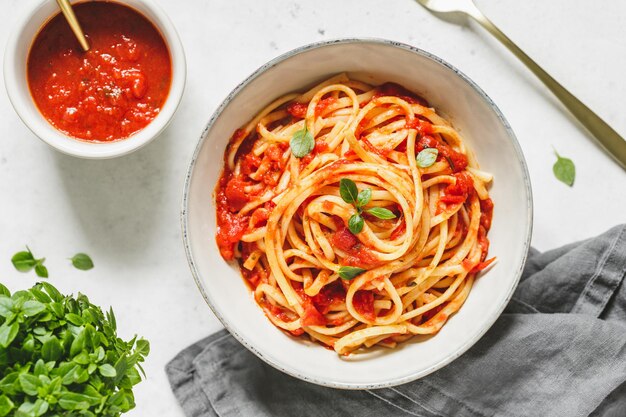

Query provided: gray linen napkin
[167,225,626,417]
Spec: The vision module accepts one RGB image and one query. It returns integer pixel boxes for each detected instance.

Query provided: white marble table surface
[1,0,625,415]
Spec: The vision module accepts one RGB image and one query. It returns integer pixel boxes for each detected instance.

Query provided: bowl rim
[3,0,187,159]
[181,38,534,389]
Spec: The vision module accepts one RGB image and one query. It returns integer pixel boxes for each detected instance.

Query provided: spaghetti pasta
[215,74,494,355]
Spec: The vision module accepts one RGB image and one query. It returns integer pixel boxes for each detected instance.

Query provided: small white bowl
[182,39,533,389]
[3,0,186,159]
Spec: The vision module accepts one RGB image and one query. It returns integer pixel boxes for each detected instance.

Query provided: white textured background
[0,0,625,415]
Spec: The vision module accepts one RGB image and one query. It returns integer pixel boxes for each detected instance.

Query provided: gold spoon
[415,0,626,170]
[56,0,90,52]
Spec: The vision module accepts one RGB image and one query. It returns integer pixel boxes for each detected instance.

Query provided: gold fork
[415,0,626,170]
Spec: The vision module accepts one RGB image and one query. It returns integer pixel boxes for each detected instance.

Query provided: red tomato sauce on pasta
[214,77,495,352]
[27,2,171,141]
[373,82,429,107]
[330,218,381,268]
[417,135,468,172]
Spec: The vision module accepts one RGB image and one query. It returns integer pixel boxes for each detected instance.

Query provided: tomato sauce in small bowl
[27,1,172,142]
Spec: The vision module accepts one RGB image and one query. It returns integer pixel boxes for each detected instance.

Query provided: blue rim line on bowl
[181,38,533,389]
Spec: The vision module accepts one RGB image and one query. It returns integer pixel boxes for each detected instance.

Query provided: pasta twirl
[215,74,494,355]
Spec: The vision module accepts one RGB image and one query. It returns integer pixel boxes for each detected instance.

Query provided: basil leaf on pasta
[356,188,372,208]
[339,179,359,204]
[416,147,438,168]
[348,214,364,234]
[290,127,314,158]
[365,207,396,219]
[553,150,575,186]
[338,266,367,280]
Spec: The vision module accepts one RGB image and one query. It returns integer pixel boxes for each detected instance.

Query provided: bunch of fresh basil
[0,282,149,417]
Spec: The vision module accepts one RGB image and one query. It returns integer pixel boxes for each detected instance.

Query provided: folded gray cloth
[167,225,626,417]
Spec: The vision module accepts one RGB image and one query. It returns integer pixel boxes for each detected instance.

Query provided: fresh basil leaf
[0,284,9,297]
[127,366,142,385]
[356,188,372,208]
[21,300,45,317]
[109,390,135,412]
[33,359,47,377]
[32,326,47,336]
[60,364,80,385]
[70,253,94,271]
[348,214,364,234]
[47,377,61,395]
[416,147,438,168]
[82,386,103,405]
[32,400,48,417]
[65,313,84,326]
[114,356,128,384]
[135,339,150,356]
[0,281,148,416]
[339,178,359,204]
[11,251,36,272]
[34,263,48,279]
[290,127,315,158]
[73,351,90,365]
[0,395,14,417]
[37,376,51,390]
[99,364,117,378]
[0,373,19,397]
[136,362,147,380]
[70,329,86,357]
[10,245,47,276]
[0,323,18,348]
[58,392,91,411]
[74,368,89,384]
[22,335,35,353]
[83,324,95,349]
[0,297,13,317]
[39,282,62,302]
[365,207,397,219]
[106,307,117,331]
[66,298,78,314]
[94,346,105,362]
[91,331,104,349]
[87,363,97,374]
[27,287,50,303]
[15,400,48,417]
[81,309,95,325]
[338,266,367,280]
[49,302,64,319]
[553,150,575,186]
[18,374,41,396]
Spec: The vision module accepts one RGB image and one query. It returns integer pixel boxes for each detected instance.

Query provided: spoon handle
[56,0,90,52]
[466,3,626,170]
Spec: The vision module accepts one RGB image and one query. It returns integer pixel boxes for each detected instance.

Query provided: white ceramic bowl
[4,0,186,159]
[182,39,532,389]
